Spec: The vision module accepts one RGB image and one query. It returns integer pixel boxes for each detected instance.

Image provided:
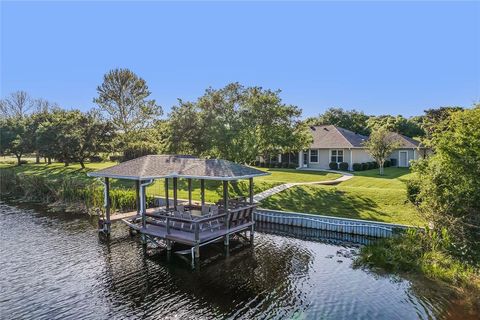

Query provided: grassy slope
[1,161,422,225]
[0,162,339,204]
[260,167,424,226]
[253,167,341,183]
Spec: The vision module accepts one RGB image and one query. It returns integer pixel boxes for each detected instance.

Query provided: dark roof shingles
[309,125,422,149]
[88,155,267,180]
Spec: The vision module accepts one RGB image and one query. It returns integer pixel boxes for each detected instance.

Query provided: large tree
[35,109,115,167]
[363,127,400,175]
[93,68,162,146]
[306,107,370,135]
[367,115,424,138]
[73,111,116,168]
[422,106,463,144]
[0,117,34,165]
[412,105,480,257]
[166,83,310,163]
[0,91,34,119]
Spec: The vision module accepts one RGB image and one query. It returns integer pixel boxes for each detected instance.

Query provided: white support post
[350,149,353,171]
[140,181,146,229]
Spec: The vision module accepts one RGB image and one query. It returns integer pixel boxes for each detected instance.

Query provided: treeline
[1,69,311,166]
[0,67,468,166]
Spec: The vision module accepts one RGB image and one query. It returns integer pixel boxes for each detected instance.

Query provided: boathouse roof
[87,155,269,181]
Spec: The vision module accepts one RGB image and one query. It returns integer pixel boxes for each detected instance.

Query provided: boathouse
[87,155,269,260]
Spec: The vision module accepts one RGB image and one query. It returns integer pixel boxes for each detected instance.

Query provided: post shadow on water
[94,223,315,318]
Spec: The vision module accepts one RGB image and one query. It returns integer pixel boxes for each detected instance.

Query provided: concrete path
[253,170,353,202]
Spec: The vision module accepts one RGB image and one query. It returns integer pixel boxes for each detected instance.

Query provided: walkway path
[253,170,353,202]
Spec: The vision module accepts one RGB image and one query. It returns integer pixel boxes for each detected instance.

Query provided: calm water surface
[0,203,477,320]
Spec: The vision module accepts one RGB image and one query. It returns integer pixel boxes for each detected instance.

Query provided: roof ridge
[332,126,355,148]
[139,155,150,177]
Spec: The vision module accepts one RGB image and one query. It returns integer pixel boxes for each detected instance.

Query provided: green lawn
[260,167,424,226]
[253,167,341,183]
[2,161,423,225]
[1,161,337,204]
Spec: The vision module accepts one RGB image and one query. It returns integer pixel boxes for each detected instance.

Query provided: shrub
[259,162,265,167]
[89,155,103,162]
[362,163,369,170]
[352,163,363,171]
[109,155,123,162]
[19,160,28,165]
[288,163,297,169]
[329,162,338,170]
[406,179,421,205]
[339,162,349,171]
[384,160,391,167]
[282,162,289,168]
[368,162,375,170]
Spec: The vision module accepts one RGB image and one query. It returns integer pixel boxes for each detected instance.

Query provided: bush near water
[0,168,154,214]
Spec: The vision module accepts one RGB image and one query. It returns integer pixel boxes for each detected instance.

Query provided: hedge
[339,162,349,171]
[329,162,338,170]
[352,163,363,171]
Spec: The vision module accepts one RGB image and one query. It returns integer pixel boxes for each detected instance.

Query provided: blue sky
[1,1,479,118]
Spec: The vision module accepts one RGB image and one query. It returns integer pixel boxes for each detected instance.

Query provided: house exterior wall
[389,149,416,167]
[299,148,424,170]
[300,148,354,170]
[352,149,374,164]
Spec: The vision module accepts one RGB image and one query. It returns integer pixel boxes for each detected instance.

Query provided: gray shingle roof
[87,155,269,181]
[309,125,423,149]
[309,125,368,148]
[389,132,422,148]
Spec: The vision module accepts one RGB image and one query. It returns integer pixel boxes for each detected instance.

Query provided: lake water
[0,202,477,319]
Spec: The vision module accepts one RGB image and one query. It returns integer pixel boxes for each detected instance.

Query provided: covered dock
[87,155,269,261]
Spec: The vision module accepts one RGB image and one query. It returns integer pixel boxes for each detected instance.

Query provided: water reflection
[0,203,477,319]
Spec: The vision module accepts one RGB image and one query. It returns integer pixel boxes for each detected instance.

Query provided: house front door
[303,151,308,167]
[399,151,408,167]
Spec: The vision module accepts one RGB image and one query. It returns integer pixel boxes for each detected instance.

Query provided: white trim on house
[329,149,344,163]
[399,151,408,167]
[309,149,319,163]
[349,148,353,171]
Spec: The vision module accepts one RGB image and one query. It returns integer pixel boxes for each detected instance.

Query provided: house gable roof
[389,132,422,148]
[87,155,269,181]
[309,125,423,149]
[309,125,368,148]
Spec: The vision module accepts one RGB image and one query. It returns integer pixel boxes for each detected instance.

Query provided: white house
[297,125,428,171]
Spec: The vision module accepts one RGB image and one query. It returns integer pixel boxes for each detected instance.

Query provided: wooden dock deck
[121,204,257,258]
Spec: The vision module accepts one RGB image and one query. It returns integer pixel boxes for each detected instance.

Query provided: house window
[310,149,318,163]
[331,150,344,163]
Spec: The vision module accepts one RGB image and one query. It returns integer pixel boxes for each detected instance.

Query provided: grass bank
[0,162,286,213]
[354,229,480,311]
[260,167,424,225]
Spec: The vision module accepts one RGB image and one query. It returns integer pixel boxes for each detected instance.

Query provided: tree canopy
[411,105,480,258]
[363,128,400,175]
[167,83,311,163]
[305,107,370,135]
[94,68,162,135]
[366,115,424,138]
[0,91,34,119]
